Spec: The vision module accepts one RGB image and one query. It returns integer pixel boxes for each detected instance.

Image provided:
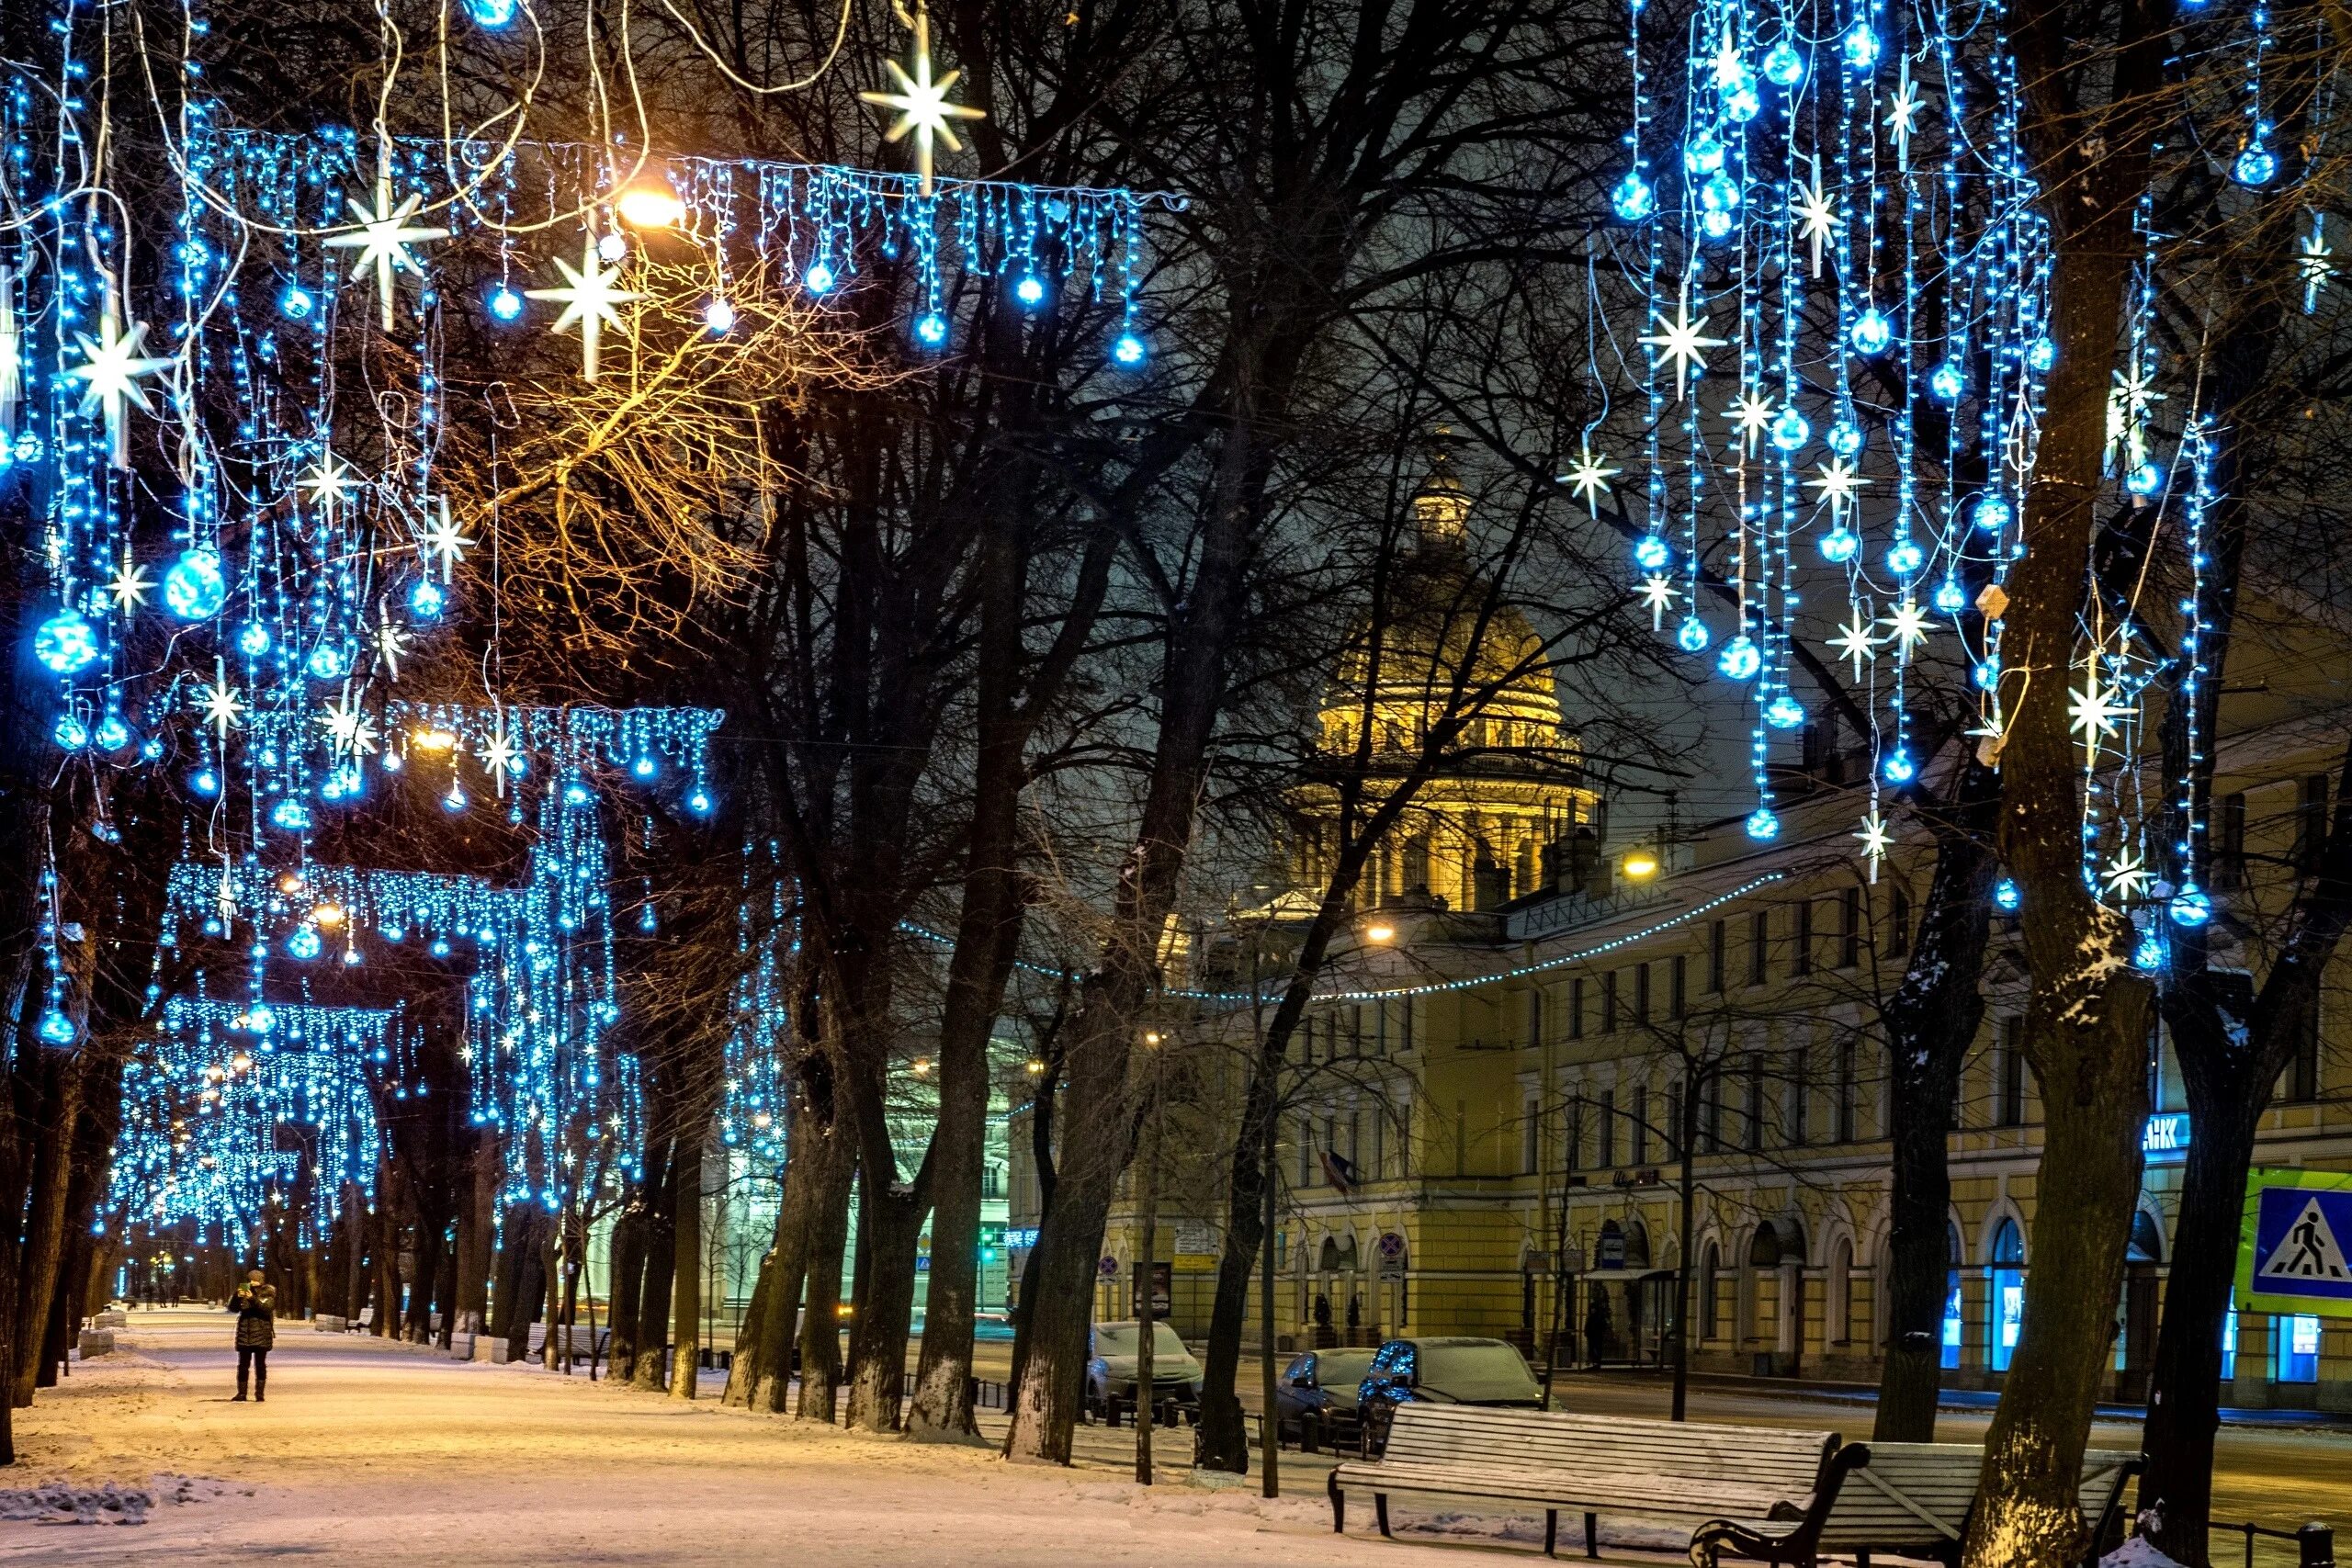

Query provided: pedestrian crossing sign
[2238,1168,2352,1316]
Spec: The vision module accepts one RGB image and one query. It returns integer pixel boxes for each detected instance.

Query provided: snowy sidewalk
[2,1312,1678,1566]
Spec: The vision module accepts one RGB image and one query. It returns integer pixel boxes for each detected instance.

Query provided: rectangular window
[1568,978,1586,1041]
[1634,963,1652,1024]
[1890,886,1911,957]
[1598,1089,1617,1168]
[1350,1009,1364,1058]
[2278,1002,2322,1101]
[1372,1107,1386,1178]
[1786,1049,1809,1145]
[1998,1018,2027,1127]
[2277,1314,2323,1383]
[1746,1057,1766,1151]
[1665,1079,1684,1160]
[2298,774,2333,873]
[1400,998,1415,1054]
[1523,1096,1541,1175]
[1748,910,1770,987]
[1631,1085,1650,1166]
[1708,920,1726,992]
[1793,901,1814,976]
[1840,887,1862,968]
[1836,1036,1858,1144]
[2218,792,2249,889]
[1566,1097,1584,1172]
[1299,1118,1315,1187]
[1375,1002,1388,1057]
[1703,1070,1724,1152]
[1671,954,1688,1019]
[1601,971,1620,1032]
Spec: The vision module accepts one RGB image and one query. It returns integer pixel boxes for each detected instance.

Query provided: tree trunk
[844,1191,922,1430]
[797,1155,853,1422]
[14,1050,85,1404]
[1873,764,1997,1442]
[606,1208,648,1381]
[453,1134,496,1338]
[730,1085,853,1412]
[668,1134,703,1400]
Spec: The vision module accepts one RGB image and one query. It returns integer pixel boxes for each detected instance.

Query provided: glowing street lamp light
[1622,847,1661,881]
[615,182,686,230]
[1363,922,1396,943]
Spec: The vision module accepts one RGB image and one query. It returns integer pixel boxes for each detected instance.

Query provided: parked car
[1355,1337,1544,1453]
[1273,1347,1377,1445]
[1084,1321,1204,1421]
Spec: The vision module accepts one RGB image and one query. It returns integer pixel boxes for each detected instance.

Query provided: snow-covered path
[2,1312,1579,1565]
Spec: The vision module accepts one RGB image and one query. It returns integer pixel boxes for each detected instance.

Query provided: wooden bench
[1328,1405,1858,1559]
[1693,1442,2143,1567]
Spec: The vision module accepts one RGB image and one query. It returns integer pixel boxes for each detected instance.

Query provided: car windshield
[1317,1350,1375,1389]
[1093,1323,1189,1359]
[1416,1340,1541,1403]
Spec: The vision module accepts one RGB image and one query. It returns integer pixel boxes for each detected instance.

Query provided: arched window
[1623,1220,1652,1270]
[1318,1235,1342,1272]
[2128,1211,2164,1264]
[1747,1222,1782,1269]
[1940,1221,1964,1370]
[1989,1218,2026,1372]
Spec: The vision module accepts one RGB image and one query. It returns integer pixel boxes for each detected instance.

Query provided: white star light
[1792,164,1838,278]
[858,2,988,197]
[0,268,21,437]
[322,179,448,333]
[1885,65,1923,164]
[1640,296,1726,400]
[320,687,379,758]
[2104,846,2153,900]
[480,713,522,796]
[2068,668,2132,757]
[2302,216,2334,313]
[377,618,413,681]
[1561,446,1620,511]
[1854,807,1893,881]
[420,497,475,581]
[1829,607,1878,680]
[527,232,644,380]
[1727,392,1777,455]
[1634,575,1682,630]
[107,557,154,614]
[197,660,244,739]
[301,451,364,516]
[1807,457,1869,513]
[1879,598,1932,656]
[65,307,175,468]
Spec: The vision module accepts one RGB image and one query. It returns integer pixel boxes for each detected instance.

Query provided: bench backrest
[1817,1444,2143,1551]
[1378,1405,1837,1496]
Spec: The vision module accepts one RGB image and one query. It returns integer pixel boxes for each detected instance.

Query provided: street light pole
[1670,1054,1704,1423]
[1255,930,1282,1499]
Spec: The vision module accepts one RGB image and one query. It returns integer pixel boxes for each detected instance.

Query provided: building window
[1989,1219,2026,1373]
[1745,1057,1766,1151]
[1568,978,1586,1041]
[1785,1049,1809,1145]
[1665,1079,1684,1159]
[1299,1118,1316,1187]
[1708,920,1726,992]
[2297,773,2333,873]
[1601,971,1620,1033]
[1523,1095,1541,1175]
[1840,887,1862,968]
[1634,963,1652,1024]
[1748,910,1770,987]
[1702,1245,1722,1340]
[1375,1001,1389,1056]
[1998,1018,2027,1126]
[2217,792,2248,889]
[1401,997,1415,1054]
[1836,1035,1858,1144]
[1598,1089,1617,1168]
[2277,1314,2324,1382]
[1566,1098,1584,1172]
[1890,886,1911,957]
[1671,954,1688,1019]
[1704,1069,1724,1152]
[1630,1084,1650,1166]
[2277,1001,2322,1101]
[1792,900,1814,976]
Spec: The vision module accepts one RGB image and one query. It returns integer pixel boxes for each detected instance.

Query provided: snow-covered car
[1084,1321,1204,1420]
[1273,1347,1377,1445]
[1354,1337,1544,1453]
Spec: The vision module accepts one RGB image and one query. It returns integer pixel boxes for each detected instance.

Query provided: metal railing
[2197,1519,2335,1568]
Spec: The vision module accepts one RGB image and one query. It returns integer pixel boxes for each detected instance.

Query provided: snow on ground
[2,1310,1701,1566]
[2099,1539,2185,1568]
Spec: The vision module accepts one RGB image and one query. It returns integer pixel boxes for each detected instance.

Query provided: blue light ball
[1886,539,1925,576]
[1716,634,1762,682]
[1684,135,1727,175]
[307,644,346,680]
[1633,535,1671,570]
[1014,275,1046,308]
[1699,209,1736,242]
[1826,421,1864,458]
[1610,171,1656,222]
[1764,694,1806,729]
[1676,616,1711,653]
[1883,747,1917,784]
[2126,461,2163,497]
[288,926,322,961]
[1928,363,1965,401]
[162,547,230,621]
[1762,41,1805,86]
[1113,332,1148,367]
[1842,21,1880,68]
[1746,807,1781,840]
[803,260,838,293]
[1993,877,2021,912]
[1699,173,1742,214]
[1849,308,1893,355]
[1933,579,1968,614]
[2234,145,2278,186]
[488,286,525,322]
[94,715,131,750]
[53,714,89,750]
[33,609,101,676]
[1770,407,1810,453]
[36,1009,75,1046]
[2027,337,2057,373]
[1973,494,2014,532]
[914,311,949,347]
[1723,84,1761,123]
[632,754,658,780]
[237,622,273,657]
[280,285,316,321]
[688,787,714,816]
[1974,657,2002,690]
[409,579,447,620]
[2134,931,2169,971]
[269,798,313,831]
[192,767,220,797]
[467,0,517,24]
[2170,886,2212,927]
[1819,526,1860,564]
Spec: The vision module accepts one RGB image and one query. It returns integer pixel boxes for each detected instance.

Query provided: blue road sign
[2238,1168,2352,1316]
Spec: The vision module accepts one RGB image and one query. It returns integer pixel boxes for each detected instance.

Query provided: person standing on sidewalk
[232,1269,276,1402]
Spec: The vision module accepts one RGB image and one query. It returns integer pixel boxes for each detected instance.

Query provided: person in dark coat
[1583,1290,1613,1368]
[232,1269,276,1402]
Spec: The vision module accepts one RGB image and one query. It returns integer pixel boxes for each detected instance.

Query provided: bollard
[2299,1523,2335,1568]
[1301,1412,1320,1454]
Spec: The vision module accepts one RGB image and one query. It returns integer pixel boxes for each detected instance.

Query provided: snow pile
[0,1472,229,1527]
[2101,1538,2186,1568]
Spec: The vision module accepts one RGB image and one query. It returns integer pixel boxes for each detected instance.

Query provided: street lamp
[1364,922,1396,943]
[615,182,686,229]
[1622,847,1660,881]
